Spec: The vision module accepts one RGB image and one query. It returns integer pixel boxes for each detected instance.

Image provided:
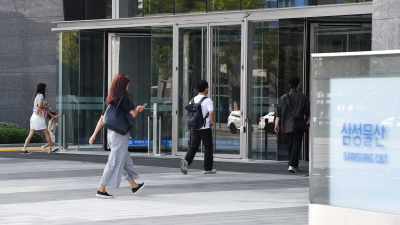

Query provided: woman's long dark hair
[106,74,130,106]
[35,83,46,99]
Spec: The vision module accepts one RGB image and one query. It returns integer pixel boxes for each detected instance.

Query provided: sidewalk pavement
[0,153,309,225]
[0,149,310,176]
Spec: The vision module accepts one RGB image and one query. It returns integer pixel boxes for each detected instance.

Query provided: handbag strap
[116,95,126,109]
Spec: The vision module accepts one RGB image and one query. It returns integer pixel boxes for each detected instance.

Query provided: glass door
[150,28,173,155]
[248,21,279,160]
[177,25,207,155]
[108,31,173,154]
[310,24,372,54]
[210,23,242,157]
[176,22,244,158]
[109,34,152,150]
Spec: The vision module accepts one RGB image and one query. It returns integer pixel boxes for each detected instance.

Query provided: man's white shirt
[190,95,214,129]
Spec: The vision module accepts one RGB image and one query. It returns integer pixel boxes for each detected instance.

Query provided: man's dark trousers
[286,131,303,168]
[185,128,213,171]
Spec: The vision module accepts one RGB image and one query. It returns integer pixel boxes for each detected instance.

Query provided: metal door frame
[174,23,208,158]
[173,20,247,159]
[208,20,245,159]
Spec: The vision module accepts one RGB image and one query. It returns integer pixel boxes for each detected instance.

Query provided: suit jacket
[277,90,310,133]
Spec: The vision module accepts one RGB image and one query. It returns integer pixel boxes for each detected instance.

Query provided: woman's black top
[101,96,135,116]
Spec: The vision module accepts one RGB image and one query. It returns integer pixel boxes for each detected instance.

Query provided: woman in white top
[22,83,59,154]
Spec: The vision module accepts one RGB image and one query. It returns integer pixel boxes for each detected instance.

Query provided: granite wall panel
[372,0,400,51]
[0,0,63,131]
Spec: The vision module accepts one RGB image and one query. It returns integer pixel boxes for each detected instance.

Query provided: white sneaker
[21,150,31,154]
[181,159,188,175]
[288,166,297,173]
[41,146,46,152]
[203,169,217,174]
[51,146,60,153]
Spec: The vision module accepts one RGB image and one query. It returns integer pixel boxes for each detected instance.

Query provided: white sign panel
[329,77,400,215]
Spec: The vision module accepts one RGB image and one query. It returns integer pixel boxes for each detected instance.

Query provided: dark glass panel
[211,25,242,155]
[78,32,104,148]
[250,21,279,160]
[243,0,276,9]
[178,27,207,153]
[151,28,173,154]
[175,0,207,14]
[277,19,304,161]
[56,32,80,145]
[279,0,308,7]
[62,0,112,21]
[207,0,241,12]
[119,0,143,17]
[143,0,174,16]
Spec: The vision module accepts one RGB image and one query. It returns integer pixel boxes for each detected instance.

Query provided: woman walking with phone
[89,74,145,199]
[22,83,60,154]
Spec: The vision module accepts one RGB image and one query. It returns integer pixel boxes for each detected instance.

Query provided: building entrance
[177,22,244,159]
[108,32,173,154]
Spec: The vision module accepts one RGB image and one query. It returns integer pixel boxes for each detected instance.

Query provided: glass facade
[178,27,207,154]
[211,25,242,155]
[59,0,373,20]
[109,35,152,148]
[63,0,112,21]
[107,28,173,153]
[56,31,104,149]
[250,21,279,160]
[248,20,305,160]
[119,0,144,17]
[79,32,105,148]
[151,27,174,154]
[116,0,371,18]
[313,26,372,53]
[277,20,305,160]
[243,0,277,9]
[207,0,241,11]
[57,32,80,146]
[175,0,207,14]
[247,16,372,160]
[314,0,372,6]
[143,0,174,16]
[57,1,373,161]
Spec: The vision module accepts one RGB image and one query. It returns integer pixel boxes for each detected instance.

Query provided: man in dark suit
[275,76,310,173]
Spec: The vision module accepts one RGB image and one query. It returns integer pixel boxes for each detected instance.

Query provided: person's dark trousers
[184,128,213,171]
[286,131,303,168]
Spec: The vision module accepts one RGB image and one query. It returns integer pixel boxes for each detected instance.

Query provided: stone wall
[372,0,400,50]
[0,0,64,129]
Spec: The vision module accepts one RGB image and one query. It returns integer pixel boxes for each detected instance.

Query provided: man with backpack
[181,80,216,175]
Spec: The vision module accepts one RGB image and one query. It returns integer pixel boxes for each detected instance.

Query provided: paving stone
[0,157,309,224]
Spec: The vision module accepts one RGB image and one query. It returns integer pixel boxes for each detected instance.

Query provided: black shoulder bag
[287,92,308,132]
[102,95,133,135]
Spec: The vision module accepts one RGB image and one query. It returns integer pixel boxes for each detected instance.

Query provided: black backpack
[185,97,209,130]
